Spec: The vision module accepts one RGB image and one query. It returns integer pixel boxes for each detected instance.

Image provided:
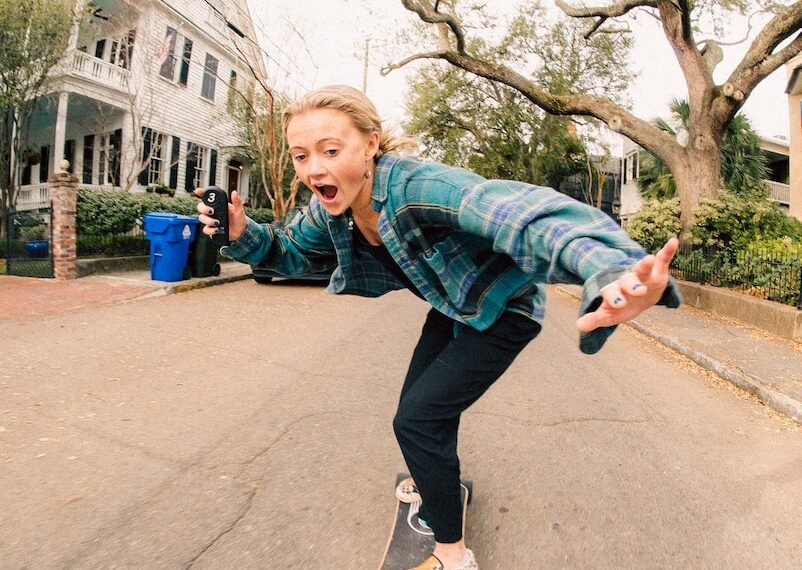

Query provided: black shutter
[64,140,75,173]
[209,149,217,186]
[21,163,31,185]
[169,136,180,189]
[39,146,50,182]
[179,39,192,86]
[184,142,196,192]
[82,134,94,184]
[94,39,106,59]
[110,129,122,185]
[138,127,151,186]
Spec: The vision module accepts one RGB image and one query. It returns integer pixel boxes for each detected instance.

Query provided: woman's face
[287,108,379,217]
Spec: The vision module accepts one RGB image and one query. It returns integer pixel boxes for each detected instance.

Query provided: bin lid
[143,212,178,234]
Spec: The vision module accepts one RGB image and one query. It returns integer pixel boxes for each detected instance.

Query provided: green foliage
[0,0,80,209]
[75,188,274,256]
[638,99,770,199]
[403,3,632,186]
[625,198,682,253]
[691,191,794,249]
[20,224,47,241]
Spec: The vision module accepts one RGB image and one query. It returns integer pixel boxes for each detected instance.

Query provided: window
[178,38,193,86]
[148,131,166,185]
[622,157,628,184]
[158,28,178,80]
[201,53,218,100]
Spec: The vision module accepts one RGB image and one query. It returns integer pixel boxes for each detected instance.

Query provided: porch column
[120,111,136,190]
[53,92,69,165]
[788,55,802,221]
[49,164,78,280]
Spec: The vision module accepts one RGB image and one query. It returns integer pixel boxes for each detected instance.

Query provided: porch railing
[767,180,790,205]
[68,50,129,92]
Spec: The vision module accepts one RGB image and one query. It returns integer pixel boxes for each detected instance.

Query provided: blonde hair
[282,85,417,159]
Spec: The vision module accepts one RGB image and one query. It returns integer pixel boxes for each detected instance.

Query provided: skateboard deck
[379,473,472,570]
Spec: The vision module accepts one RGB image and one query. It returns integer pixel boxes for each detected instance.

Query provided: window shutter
[138,128,151,186]
[169,136,181,189]
[64,140,75,173]
[82,134,94,184]
[185,142,197,192]
[39,145,50,182]
[209,149,218,186]
[179,39,193,86]
[110,129,122,186]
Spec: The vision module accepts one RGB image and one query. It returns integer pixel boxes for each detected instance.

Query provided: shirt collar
[371,153,402,210]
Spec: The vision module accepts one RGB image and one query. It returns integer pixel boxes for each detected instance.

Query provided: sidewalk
[1,265,800,425]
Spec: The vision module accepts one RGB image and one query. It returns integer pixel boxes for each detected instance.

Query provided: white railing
[15,183,50,211]
[767,180,790,205]
[68,50,129,92]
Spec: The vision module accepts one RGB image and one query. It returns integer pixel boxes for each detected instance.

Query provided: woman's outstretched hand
[194,188,248,242]
[576,237,679,333]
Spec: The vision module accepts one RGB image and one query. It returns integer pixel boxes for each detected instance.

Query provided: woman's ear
[366,130,380,159]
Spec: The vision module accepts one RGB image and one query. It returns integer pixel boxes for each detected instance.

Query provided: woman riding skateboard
[195,85,680,570]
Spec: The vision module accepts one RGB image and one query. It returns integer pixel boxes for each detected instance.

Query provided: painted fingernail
[632,283,644,291]
[213,220,220,226]
[613,297,623,305]
[208,208,214,215]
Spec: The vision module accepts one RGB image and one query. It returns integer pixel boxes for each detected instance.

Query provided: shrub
[691,192,792,250]
[625,198,682,253]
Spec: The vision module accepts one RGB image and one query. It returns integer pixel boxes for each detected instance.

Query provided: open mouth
[315,184,338,200]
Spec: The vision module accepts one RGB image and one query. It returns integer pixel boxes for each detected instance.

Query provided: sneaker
[395,477,421,503]
[407,549,478,570]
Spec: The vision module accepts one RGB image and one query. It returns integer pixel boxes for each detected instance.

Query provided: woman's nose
[309,155,327,176]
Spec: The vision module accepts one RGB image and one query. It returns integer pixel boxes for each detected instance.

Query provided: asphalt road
[1,281,800,569]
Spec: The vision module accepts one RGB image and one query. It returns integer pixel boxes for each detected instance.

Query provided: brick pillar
[49,164,78,280]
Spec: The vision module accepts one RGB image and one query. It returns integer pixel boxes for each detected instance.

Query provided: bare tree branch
[554,0,659,19]
[400,0,466,53]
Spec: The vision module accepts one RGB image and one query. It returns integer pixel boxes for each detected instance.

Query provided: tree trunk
[674,147,721,234]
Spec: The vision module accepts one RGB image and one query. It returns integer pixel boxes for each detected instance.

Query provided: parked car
[251,207,334,285]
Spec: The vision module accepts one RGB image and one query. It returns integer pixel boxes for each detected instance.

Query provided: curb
[555,285,802,425]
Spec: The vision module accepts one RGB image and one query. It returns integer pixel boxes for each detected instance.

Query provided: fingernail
[632,283,644,291]
[208,208,214,215]
[213,220,220,226]
[613,297,623,305]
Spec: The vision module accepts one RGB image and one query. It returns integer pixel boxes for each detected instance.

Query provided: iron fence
[77,223,148,258]
[670,243,802,309]
[4,202,54,278]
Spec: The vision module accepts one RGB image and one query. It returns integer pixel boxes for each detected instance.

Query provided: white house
[16,0,265,210]
[618,132,792,225]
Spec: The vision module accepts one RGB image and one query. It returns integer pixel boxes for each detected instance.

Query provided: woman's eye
[325,149,338,156]
[293,154,306,162]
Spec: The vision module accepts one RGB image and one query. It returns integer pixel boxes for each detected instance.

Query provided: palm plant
[638,99,769,200]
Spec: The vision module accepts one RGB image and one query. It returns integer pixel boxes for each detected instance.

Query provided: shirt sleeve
[454,178,681,354]
[221,203,337,276]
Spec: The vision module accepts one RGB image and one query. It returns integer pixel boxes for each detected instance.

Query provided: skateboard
[379,473,472,570]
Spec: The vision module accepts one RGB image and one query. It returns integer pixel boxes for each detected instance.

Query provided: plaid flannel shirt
[223,154,680,354]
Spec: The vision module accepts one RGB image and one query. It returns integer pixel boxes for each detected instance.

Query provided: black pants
[392,308,541,543]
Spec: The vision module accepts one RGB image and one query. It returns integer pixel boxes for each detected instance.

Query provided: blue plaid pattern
[223,154,680,353]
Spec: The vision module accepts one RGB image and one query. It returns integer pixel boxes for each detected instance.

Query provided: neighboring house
[15,0,265,211]
[618,130,793,225]
[559,156,621,224]
[787,52,802,221]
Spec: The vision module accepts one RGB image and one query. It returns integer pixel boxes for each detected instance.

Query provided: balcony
[767,180,790,205]
[65,50,129,93]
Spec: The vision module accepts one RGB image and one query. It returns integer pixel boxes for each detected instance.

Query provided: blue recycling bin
[143,212,199,282]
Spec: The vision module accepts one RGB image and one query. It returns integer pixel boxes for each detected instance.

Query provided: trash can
[188,229,221,278]
[143,212,199,282]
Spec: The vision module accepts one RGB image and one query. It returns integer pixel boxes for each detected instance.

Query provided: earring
[364,160,371,179]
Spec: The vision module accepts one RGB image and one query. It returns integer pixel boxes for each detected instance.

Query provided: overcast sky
[245,0,792,147]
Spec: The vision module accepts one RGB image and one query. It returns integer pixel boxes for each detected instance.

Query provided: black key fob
[203,186,229,246]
